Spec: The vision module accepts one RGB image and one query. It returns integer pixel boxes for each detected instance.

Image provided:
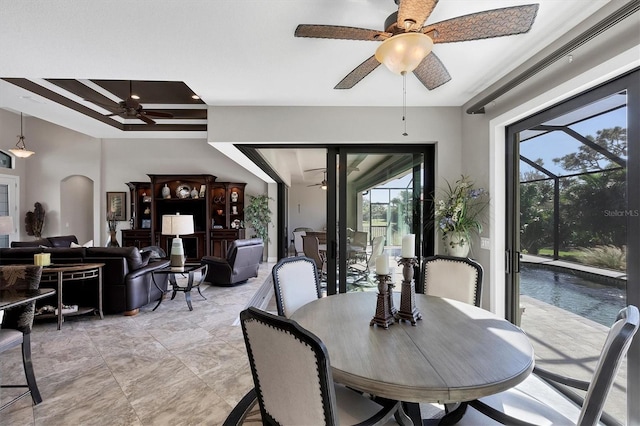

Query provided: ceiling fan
[307,170,328,190]
[294,0,539,90]
[91,81,174,125]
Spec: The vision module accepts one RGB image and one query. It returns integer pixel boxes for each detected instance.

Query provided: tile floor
[2,261,625,425]
[1,262,276,425]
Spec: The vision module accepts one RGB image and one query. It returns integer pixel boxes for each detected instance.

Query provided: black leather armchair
[201,238,263,286]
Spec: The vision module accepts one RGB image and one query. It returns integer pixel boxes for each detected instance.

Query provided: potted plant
[244,194,273,246]
[434,175,489,257]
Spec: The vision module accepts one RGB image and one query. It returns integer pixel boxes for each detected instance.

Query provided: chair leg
[22,334,42,405]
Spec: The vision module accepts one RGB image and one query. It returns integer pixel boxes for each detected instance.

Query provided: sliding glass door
[506,69,638,424]
[325,146,434,295]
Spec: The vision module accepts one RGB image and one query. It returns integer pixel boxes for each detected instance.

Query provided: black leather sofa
[0,236,170,315]
[201,238,264,286]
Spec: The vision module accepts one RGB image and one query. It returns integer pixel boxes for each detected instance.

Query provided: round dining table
[290,291,534,423]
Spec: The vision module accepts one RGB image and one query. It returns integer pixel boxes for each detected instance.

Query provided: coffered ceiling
[2,78,207,132]
[0,0,620,140]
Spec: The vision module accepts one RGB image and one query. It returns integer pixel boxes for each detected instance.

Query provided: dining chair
[292,228,311,256]
[229,306,401,426]
[0,265,44,411]
[348,231,368,264]
[461,305,639,426]
[349,235,385,284]
[272,256,321,317]
[422,255,483,307]
[302,235,326,279]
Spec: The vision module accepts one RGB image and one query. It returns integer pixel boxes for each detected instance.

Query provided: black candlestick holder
[396,257,422,325]
[370,274,395,329]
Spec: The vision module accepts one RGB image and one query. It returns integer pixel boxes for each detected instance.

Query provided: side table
[39,263,104,330]
[151,263,208,311]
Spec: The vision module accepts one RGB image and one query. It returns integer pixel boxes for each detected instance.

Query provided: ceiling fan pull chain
[402,71,408,136]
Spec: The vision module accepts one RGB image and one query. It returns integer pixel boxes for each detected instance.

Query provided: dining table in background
[0,287,56,311]
[290,292,535,425]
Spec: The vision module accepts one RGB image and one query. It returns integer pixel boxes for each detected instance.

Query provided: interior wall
[208,104,464,256]
[60,175,93,244]
[15,114,101,240]
[288,182,327,235]
[0,114,268,246]
[101,138,268,246]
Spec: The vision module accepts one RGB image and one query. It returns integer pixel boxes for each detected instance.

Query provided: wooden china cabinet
[121,182,152,249]
[122,175,246,261]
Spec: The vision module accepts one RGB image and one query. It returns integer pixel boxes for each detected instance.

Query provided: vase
[108,230,120,247]
[444,232,469,257]
[162,184,171,199]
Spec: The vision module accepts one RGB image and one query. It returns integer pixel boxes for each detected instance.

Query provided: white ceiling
[0,0,612,140]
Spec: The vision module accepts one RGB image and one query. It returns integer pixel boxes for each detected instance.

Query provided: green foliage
[25,202,45,238]
[520,126,628,260]
[576,245,626,271]
[244,194,273,244]
[520,179,554,254]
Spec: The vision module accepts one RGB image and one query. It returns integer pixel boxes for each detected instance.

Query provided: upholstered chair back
[302,235,324,272]
[0,265,43,334]
[423,255,483,307]
[272,256,321,317]
[240,307,339,425]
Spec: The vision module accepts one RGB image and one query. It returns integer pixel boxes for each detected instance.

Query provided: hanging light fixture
[375,32,433,137]
[9,113,35,158]
[374,32,433,75]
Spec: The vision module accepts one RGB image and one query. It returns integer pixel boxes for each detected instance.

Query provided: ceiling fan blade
[397,0,438,31]
[143,110,174,118]
[423,4,539,43]
[295,24,390,41]
[412,52,451,90]
[334,55,381,90]
[136,113,156,125]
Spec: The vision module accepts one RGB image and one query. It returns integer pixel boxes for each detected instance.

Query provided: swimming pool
[520,263,626,326]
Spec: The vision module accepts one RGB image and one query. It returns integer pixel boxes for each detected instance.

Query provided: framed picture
[107,192,126,221]
[141,219,151,229]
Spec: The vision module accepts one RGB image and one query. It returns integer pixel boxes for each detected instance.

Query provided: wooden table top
[290,292,534,404]
[39,263,105,272]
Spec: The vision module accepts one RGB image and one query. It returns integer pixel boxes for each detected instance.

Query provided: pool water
[520,264,626,326]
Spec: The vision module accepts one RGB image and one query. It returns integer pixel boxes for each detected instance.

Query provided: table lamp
[162,213,194,268]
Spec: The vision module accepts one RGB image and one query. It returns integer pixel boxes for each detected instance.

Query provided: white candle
[401,234,415,258]
[376,254,389,275]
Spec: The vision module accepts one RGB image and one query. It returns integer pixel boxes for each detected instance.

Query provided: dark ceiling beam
[3,78,122,129]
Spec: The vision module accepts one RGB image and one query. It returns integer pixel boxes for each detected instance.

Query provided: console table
[38,263,104,330]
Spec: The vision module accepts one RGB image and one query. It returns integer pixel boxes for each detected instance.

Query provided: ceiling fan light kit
[295,0,539,90]
[375,32,433,75]
[9,113,35,158]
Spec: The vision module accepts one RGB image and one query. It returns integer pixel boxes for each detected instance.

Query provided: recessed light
[191,94,200,100]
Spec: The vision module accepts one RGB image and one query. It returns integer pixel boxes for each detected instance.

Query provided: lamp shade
[375,32,434,75]
[0,216,13,235]
[162,214,194,237]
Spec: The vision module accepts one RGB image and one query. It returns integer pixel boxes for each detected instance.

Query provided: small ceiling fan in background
[307,170,328,190]
[90,81,174,124]
[294,0,539,90]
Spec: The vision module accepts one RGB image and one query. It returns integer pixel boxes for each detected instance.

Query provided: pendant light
[374,32,433,75]
[9,113,35,158]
